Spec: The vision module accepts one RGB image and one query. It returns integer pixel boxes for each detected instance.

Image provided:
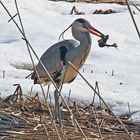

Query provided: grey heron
[31,18,111,124]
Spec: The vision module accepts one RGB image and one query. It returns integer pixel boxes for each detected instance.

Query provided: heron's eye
[83,23,88,29]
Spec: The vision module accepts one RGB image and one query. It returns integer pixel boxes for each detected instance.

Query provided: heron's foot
[54,109,76,127]
[54,108,62,126]
[55,118,63,127]
[55,117,62,124]
[55,119,62,127]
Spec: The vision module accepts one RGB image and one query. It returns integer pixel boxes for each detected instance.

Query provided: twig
[81,100,89,108]
[8,13,18,22]
[68,61,134,140]
[64,96,75,107]
[91,106,103,140]
[9,0,48,103]
[0,0,60,102]
[70,6,85,15]
[0,3,85,138]
[14,0,45,102]
[2,70,5,79]
[81,100,103,140]
[96,82,102,109]
[58,65,87,138]
[132,3,140,13]
[0,5,118,133]
[13,84,23,103]
[46,85,50,101]
[13,1,61,139]
[74,119,87,139]
[68,89,71,105]
[125,0,140,39]
[90,82,97,106]
[127,102,131,117]
[25,72,32,79]
[73,101,78,113]
[42,116,50,139]
[83,68,85,73]
[112,70,114,76]
[48,92,52,107]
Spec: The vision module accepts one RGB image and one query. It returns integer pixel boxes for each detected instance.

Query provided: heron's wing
[33,40,78,83]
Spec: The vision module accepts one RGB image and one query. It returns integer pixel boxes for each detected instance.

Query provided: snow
[0,0,140,122]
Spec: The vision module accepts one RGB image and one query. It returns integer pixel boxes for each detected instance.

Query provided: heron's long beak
[88,25,104,37]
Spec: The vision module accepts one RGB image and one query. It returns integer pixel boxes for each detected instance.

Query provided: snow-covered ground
[0,0,140,122]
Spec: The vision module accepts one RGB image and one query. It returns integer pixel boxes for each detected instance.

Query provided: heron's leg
[54,83,62,124]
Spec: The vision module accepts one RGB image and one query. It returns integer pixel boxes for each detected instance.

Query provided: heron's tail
[31,71,38,84]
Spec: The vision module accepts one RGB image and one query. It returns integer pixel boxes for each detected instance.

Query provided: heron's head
[59,18,109,47]
[72,18,103,37]
[72,18,109,47]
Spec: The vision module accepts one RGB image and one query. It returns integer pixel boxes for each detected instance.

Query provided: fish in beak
[88,25,109,47]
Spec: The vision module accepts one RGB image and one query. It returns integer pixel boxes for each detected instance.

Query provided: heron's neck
[73,31,92,49]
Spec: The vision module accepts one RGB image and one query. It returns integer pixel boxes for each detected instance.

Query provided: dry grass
[66,0,125,5]
[0,84,140,140]
[1,0,140,139]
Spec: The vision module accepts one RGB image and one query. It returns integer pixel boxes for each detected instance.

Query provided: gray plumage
[31,18,105,123]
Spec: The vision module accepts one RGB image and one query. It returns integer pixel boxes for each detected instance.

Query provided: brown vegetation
[0,0,140,139]
[66,0,125,5]
[70,6,117,15]
[0,84,140,140]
